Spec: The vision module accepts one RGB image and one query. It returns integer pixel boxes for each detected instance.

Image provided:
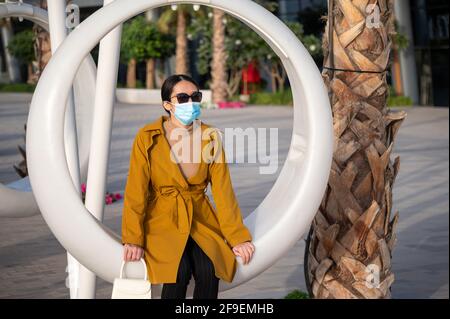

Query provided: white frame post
[47,0,82,299]
[78,0,123,299]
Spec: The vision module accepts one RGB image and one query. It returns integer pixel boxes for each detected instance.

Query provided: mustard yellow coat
[121,114,253,284]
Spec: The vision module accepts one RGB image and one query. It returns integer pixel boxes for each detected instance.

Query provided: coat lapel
[142,115,189,189]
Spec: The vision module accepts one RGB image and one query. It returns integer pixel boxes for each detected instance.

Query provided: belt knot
[152,186,206,233]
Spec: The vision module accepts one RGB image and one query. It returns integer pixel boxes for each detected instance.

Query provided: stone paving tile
[0,94,448,299]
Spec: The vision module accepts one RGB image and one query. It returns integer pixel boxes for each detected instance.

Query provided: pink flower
[105,196,113,205]
[81,183,86,193]
[114,193,122,200]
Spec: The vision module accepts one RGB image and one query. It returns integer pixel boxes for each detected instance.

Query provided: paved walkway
[0,93,448,298]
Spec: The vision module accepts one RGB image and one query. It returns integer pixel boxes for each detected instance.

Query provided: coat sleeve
[121,130,149,247]
[207,129,253,249]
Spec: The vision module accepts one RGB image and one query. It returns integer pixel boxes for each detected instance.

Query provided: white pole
[77,0,123,299]
[46,0,81,299]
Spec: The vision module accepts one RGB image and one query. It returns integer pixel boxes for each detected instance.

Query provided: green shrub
[7,29,35,64]
[135,79,145,89]
[387,85,413,107]
[284,289,310,299]
[249,91,293,106]
[388,95,413,107]
[0,83,36,92]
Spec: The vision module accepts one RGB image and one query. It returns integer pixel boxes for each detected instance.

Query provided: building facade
[409,0,448,106]
[277,0,449,107]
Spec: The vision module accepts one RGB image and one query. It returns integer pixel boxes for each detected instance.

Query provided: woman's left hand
[232,241,255,265]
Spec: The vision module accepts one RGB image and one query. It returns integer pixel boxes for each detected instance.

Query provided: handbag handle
[119,258,148,281]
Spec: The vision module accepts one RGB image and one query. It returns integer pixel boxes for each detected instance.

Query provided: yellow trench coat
[121,115,253,284]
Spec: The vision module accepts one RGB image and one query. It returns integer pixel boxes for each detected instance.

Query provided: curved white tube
[26,0,333,292]
[0,2,96,218]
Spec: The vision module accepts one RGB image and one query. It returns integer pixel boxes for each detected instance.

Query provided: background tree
[304,0,407,299]
[7,30,36,84]
[143,22,175,89]
[158,5,197,75]
[120,19,139,88]
[121,15,175,89]
[210,8,227,104]
[190,5,320,97]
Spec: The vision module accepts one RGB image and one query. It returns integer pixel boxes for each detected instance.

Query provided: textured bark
[211,8,228,103]
[26,63,34,84]
[305,0,407,299]
[175,9,188,75]
[226,68,242,98]
[126,58,137,88]
[33,0,51,82]
[146,58,155,89]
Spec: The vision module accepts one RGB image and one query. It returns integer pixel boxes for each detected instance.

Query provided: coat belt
[153,187,206,234]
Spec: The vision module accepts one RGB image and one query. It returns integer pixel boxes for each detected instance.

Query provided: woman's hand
[232,241,255,265]
[123,243,144,262]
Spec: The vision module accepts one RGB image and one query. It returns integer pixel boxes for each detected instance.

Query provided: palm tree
[304,0,407,299]
[175,8,188,75]
[33,0,51,82]
[210,8,228,104]
[158,5,193,75]
[121,16,175,89]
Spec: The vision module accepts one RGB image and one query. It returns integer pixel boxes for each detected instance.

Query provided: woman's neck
[167,115,193,132]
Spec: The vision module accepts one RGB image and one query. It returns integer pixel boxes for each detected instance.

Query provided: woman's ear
[163,101,172,113]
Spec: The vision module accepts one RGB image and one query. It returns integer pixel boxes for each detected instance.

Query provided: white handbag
[111,258,152,299]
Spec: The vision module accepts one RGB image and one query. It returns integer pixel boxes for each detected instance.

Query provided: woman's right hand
[123,243,144,261]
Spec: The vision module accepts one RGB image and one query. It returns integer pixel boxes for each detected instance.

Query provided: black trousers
[161,235,219,299]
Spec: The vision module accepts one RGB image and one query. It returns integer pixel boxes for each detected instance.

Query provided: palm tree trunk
[391,49,403,95]
[304,0,407,299]
[175,9,188,75]
[127,58,137,88]
[26,63,34,84]
[33,0,51,80]
[262,64,277,93]
[146,58,155,89]
[211,8,228,103]
[226,69,242,98]
[274,62,286,92]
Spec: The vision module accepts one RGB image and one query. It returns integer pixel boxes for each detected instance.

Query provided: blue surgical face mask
[171,101,201,125]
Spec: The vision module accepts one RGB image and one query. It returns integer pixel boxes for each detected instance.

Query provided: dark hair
[161,74,200,115]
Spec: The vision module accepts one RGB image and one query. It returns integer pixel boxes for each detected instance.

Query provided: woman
[121,74,255,299]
